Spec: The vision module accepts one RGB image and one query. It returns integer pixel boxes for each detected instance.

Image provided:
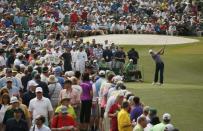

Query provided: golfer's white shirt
[29,97,53,120]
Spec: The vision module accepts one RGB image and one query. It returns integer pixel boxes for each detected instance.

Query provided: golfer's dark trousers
[154,62,164,84]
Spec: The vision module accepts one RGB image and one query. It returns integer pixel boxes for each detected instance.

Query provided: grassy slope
[122,37,203,131]
[123,37,203,85]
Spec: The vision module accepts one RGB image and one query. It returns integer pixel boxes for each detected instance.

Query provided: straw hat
[48,75,58,83]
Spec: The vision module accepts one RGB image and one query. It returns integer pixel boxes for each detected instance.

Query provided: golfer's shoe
[157,83,163,86]
[152,82,156,85]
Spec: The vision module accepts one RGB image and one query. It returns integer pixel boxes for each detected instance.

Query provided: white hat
[20,64,26,68]
[16,53,23,58]
[65,71,75,77]
[112,75,123,83]
[10,96,19,104]
[93,60,97,63]
[129,59,133,62]
[28,80,38,87]
[163,113,171,120]
[35,87,43,93]
[99,70,105,76]
[116,80,124,85]
[149,49,153,53]
[165,124,174,131]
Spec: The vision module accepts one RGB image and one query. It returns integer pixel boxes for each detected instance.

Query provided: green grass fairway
[123,37,203,131]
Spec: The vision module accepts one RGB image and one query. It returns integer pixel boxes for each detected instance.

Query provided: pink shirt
[100,82,112,108]
[59,88,80,107]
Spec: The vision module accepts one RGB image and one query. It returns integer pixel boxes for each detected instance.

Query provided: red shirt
[108,103,120,131]
[51,114,76,131]
[70,12,79,24]
[81,11,88,21]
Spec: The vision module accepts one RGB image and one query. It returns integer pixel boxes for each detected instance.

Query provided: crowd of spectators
[0,0,201,131]
[0,0,203,38]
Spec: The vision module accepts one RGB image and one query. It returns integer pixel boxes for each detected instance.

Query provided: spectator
[0,93,10,129]
[61,47,72,72]
[117,101,132,131]
[51,105,77,131]
[0,68,21,90]
[4,108,29,131]
[55,96,76,120]
[127,48,139,65]
[47,75,62,108]
[33,74,49,98]
[22,80,38,107]
[3,96,26,125]
[108,93,124,131]
[59,80,80,110]
[125,59,143,82]
[28,87,53,126]
[133,115,147,131]
[80,73,93,130]
[151,113,172,131]
[1,77,19,97]
[75,46,88,74]
[130,96,143,121]
[30,115,51,131]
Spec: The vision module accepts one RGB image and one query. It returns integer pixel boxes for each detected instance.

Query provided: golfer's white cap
[149,49,153,53]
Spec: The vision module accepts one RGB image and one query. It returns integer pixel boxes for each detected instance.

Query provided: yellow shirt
[55,105,76,119]
[118,109,132,131]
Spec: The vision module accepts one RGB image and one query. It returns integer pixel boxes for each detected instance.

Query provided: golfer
[149,47,165,85]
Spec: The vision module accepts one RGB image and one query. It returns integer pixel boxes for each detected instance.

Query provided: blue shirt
[151,53,163,63]
[4,20,13,28]
[56,76,64,88]
[13,16,22,25]
[130,105,143,121]
[95,77,106,97]
[0,77,20,90]
[81,25,92,30]
[2,86,19,97]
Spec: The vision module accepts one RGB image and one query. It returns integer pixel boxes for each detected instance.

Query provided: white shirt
[144,123,153,131]
[91,23,99,30]
[29,97,53,119]
[40,74,48,84]
[132,24,138,31]
[71,50,78,63]
[72,84,82,95]
[14,58,22,66]
[104,95,116,115]
[30,124,51,131]
[0,56,6,67]
[0,104,9,123]
[76,51,88,63]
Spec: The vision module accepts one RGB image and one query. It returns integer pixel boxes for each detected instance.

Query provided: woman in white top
[48,75,62,109]
[30,115,51,131]
[70,76,82,96]
[0,93,10,128]
[70,76,82,122]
